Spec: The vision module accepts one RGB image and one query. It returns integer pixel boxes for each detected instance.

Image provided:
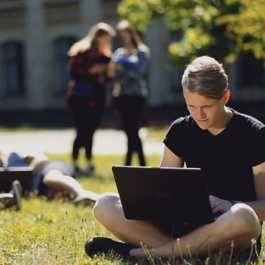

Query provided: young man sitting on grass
[85,56,265,261]
[0,151,99,206]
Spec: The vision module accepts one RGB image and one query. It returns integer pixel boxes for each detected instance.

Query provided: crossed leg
[94,192,261,258]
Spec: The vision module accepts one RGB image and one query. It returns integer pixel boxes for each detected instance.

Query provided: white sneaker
[82,165,95,176]
[72,191,99,206]
[0,180,22,210]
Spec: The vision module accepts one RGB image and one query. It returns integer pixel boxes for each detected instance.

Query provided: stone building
[0,0,264,125]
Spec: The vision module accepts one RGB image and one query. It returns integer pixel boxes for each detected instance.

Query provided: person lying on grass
[0,150,99,206]
[85,55,265,261]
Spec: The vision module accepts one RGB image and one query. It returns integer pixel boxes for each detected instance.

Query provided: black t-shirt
[164,109,265,201]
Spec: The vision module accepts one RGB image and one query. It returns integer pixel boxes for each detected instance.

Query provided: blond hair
[68,22,115,57]
[182,56,228,99]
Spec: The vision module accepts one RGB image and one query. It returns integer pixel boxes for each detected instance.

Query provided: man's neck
[208,108,234,136]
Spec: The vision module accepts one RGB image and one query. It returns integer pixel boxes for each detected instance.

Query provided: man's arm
[19,152,48,176]
[159,146,183,167]
[203,162,265,219]
[20,152,48,166]
[246,161,265,221]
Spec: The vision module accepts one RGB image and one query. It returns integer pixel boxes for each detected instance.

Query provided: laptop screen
[112,166,214,232]
[0,167,33,193]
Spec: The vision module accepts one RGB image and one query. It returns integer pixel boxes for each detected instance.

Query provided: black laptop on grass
[112,166,214,234]
[0,167,33,193]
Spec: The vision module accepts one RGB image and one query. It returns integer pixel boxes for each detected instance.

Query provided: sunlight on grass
[0,153,162,264]
[144,126,168,141]
[0,151,264,264]
[0,197,94,264]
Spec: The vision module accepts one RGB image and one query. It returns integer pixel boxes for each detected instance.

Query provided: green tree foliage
[216,0,265,62]
[118,0,265,66]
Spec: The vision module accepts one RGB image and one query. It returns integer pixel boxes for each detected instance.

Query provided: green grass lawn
[0,149,264,264]
[0,153,163,265]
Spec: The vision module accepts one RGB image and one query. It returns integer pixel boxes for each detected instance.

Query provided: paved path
[0,128,164,155]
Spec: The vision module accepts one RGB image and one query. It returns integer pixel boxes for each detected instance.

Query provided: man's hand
[209,195,233,214]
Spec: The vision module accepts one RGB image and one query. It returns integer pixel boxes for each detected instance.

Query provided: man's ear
[223,89,231,104]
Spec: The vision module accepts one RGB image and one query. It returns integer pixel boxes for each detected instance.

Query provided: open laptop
[0,167,34,193]
[112,166,214,234]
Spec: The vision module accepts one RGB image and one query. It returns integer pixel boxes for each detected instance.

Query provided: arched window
[0,41,24,97]
[53,37,76,97]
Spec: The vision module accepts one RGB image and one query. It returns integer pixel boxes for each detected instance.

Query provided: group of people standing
[0,20,149,211]
[67,20,150,175]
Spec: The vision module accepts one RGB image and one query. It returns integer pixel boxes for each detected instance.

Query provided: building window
[0,41,24,97]
[53,37,76,97]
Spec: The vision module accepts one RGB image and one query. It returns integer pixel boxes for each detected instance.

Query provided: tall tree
[217,0,265,62]
[118,0,265,66]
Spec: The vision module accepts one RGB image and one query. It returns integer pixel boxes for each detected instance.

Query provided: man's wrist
[228,200,241,205]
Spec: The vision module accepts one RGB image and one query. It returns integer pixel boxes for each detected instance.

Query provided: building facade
[0,0,264,124]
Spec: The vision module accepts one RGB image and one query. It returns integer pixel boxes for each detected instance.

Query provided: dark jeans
[68,91,105,161]
[113,95,146,166]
